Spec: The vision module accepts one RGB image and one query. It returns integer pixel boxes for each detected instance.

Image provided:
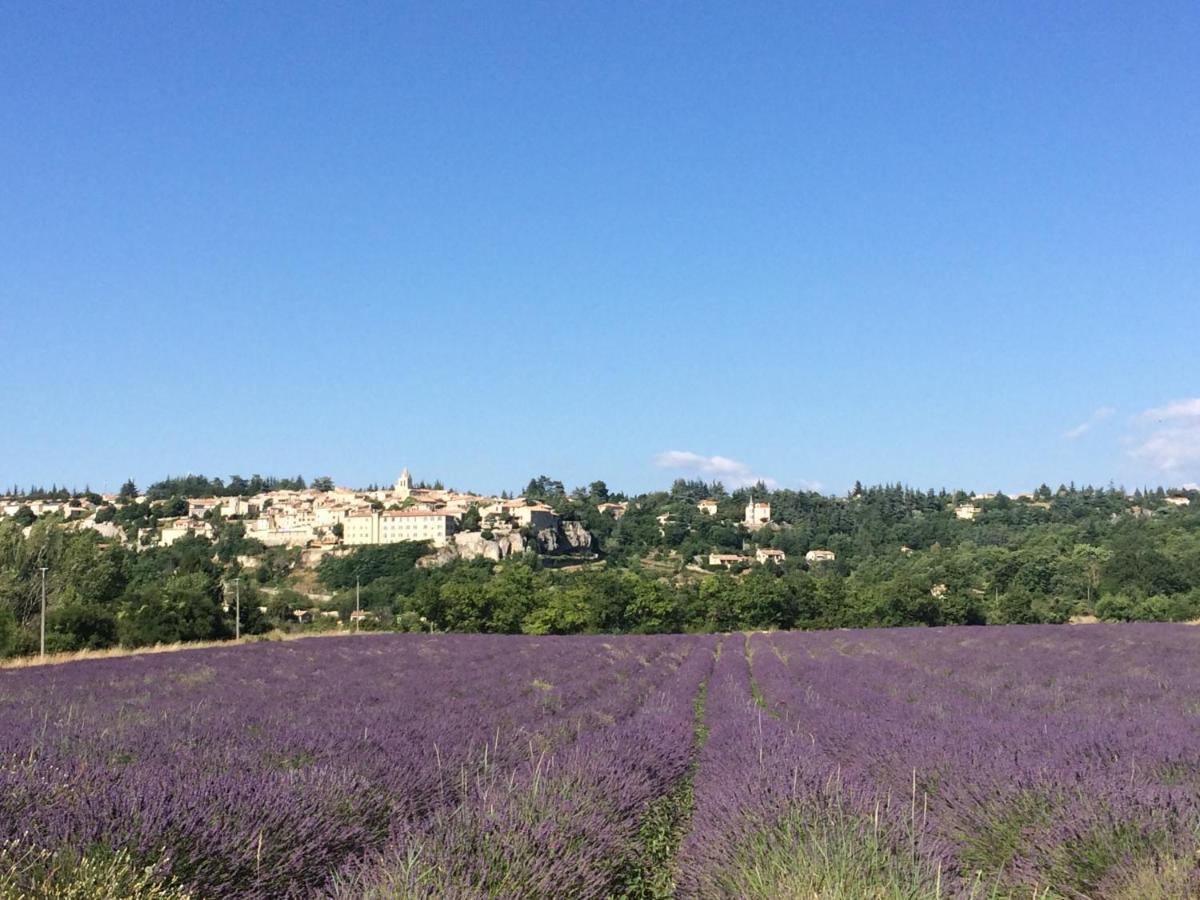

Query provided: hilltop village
[1,472,1194,579]
[1,471,1199,655]
[0,466,875,575]
[0,469,602,570]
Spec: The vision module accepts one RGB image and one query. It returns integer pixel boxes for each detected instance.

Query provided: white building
[314,505,354,528]
[697,499,719,516]
[253,528,316,548]
[480,499,559,532]
[756,547,786,564]
[954,504,982,521]
[394,468,413,499]
[187,498,218,518]
[745,500,771,528]
[159,518,214,546]
[805,549,836,564]
[344,509,458,548]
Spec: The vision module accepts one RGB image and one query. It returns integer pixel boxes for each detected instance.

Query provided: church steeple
[395,468,412,498]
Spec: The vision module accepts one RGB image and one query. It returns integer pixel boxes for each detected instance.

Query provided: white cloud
[1130,426,1200,472]
[1129,398,1200,473]
[1139,398,1200,423]
[653,450,780,489]
[1063,405,1115,440]
[654,451,750,478]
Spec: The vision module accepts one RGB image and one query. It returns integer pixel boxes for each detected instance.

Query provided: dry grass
[0,630,355,670]
[1069,616,1200,627]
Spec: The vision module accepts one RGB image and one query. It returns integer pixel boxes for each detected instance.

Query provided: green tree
[485,560,544,633]
[698,576,738,631]
[439,570,491,631]
[625,578,682,633]
[318,542,428,589]
[523,584,592,634]
[0,604,16,657]
[733,571,795,630]
[118,573,228,647]
[459,505,481,532]
[524,476,566,504]
[47,601,118,651]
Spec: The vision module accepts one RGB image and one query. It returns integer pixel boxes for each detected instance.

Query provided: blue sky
[2,2,1197,496]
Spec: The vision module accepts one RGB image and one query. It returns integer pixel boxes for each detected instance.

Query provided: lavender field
[1,626,1198,898]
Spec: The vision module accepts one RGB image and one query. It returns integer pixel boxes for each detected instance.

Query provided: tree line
[0,479,1198,656]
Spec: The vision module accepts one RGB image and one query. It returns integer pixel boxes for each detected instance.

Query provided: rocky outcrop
[537,521,596,555]
[419,523,595,568]
[456,530,526,561]
[561,520,595,552]
[417,530,527,567]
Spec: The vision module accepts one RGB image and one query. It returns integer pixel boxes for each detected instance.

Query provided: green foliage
[957,791,1056,880]
[0,842,188,899]
[265,588,306,625]
[1,482,1200,655]
[616,681,709,899]
[458,504,481,532]
[0,605,15,658]
[317,542,429,590]
[1096,590,1200,623]
[625,578,684,634]
[521,584,592,635]
[718,807,936,899]
[117,573,229,647]
[47,602,119,651]
[523,475,566,505]
[145,473,307,500]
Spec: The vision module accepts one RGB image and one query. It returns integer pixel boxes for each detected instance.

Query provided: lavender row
[673,637,928,897]
[0,633,705,898]
[751,625,1200,897]
[330,633,718,897]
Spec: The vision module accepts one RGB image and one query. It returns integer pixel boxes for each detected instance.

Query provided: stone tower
[395,468,412,499]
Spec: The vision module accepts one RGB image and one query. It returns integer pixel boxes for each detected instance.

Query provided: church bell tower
[395,467,412,498]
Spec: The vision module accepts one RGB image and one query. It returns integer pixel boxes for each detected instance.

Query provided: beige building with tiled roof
[344,509,458,547]
[744,500,771,528]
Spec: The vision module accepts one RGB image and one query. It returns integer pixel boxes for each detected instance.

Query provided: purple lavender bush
[0,633,708,898]
[2,625,1199,898]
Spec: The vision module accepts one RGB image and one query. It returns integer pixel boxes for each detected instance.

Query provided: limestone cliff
[536,520,596,555]
[417,530,527,567]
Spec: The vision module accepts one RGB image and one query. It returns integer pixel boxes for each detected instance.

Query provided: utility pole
[38,567,48,658]
[355,575,361,633]
[235,576,241,641]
